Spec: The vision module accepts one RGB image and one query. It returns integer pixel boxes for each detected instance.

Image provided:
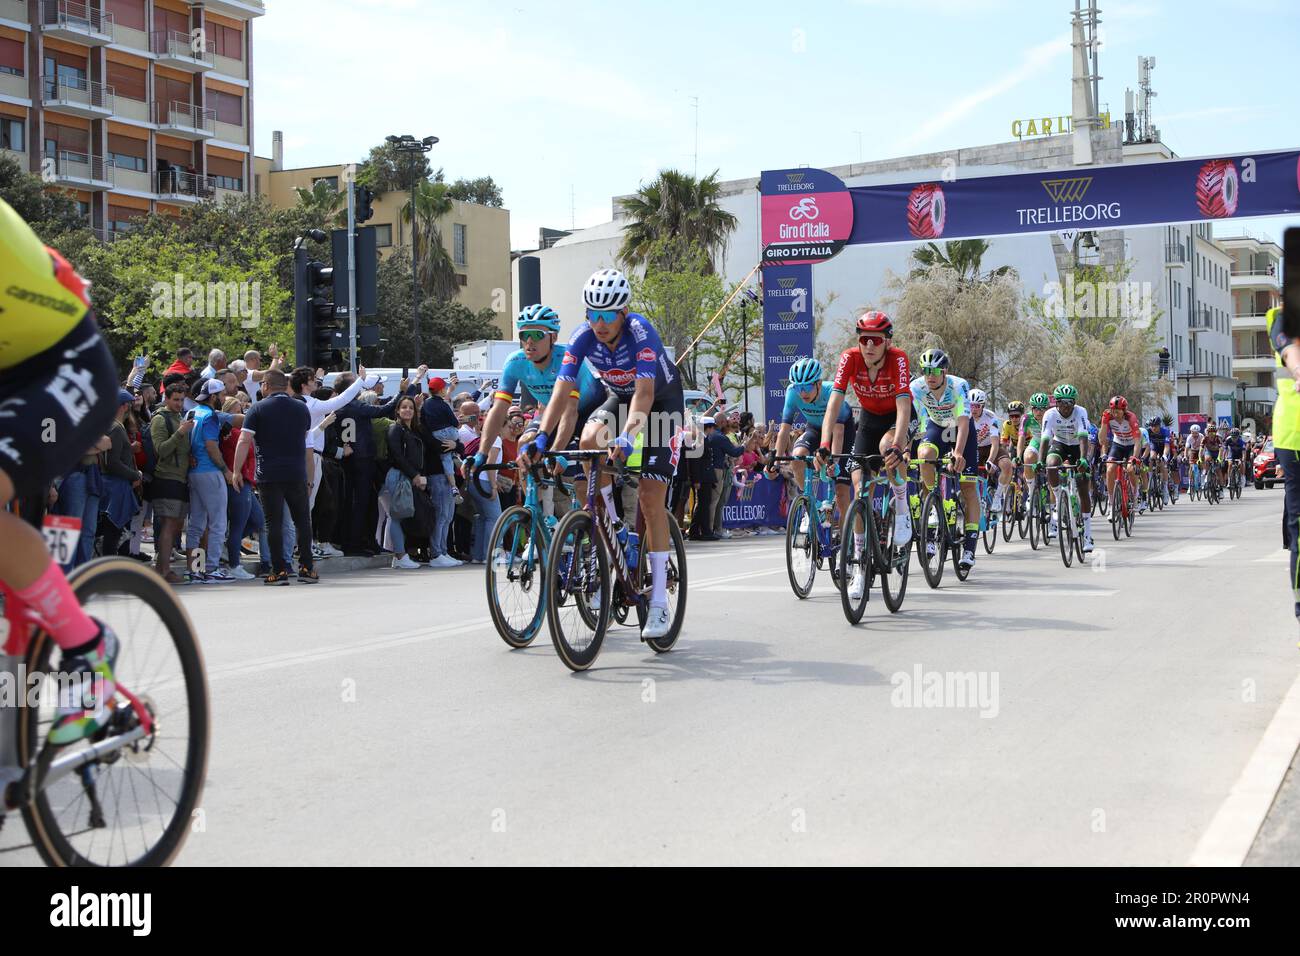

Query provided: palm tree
[293,180,346,229]
[401,179,459,303]
[618,169,738,274]
[909,239,1013,287]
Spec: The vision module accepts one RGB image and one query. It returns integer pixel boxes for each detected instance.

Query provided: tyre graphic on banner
[1195,159,1239,218]
[907,183,946,239]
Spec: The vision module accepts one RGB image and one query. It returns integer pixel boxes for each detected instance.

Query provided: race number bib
[42,515,82,565]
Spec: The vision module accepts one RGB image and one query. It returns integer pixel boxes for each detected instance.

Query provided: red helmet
[1109,395,1128,412]
[856,310,893,336]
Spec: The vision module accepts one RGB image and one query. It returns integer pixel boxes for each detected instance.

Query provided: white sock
[1083,515,1092,537]
[854,533,866,563]
[649,551,669,607]
[997,484,1007,505]
[601,484,616,515]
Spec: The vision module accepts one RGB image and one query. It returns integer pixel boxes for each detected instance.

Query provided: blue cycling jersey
[495,346,600,407]
[1147,425,1169,452]
[557,312,677,398]
[781,381,851,427]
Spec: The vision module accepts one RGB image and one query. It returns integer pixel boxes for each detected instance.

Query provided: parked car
[1254,439,1281,489]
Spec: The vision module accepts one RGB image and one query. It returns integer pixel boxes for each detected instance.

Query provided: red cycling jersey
[1100,409,1140,444]
[831,346,911,415]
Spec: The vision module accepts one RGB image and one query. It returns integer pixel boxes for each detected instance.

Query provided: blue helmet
[788,357,823,387]
[517,303,561,334]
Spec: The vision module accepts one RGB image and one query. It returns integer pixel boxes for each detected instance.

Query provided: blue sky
[253,0,1300,249]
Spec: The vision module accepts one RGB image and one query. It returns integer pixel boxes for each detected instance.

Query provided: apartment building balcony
[150,29,214,72]
[42,75,114,119]
[1188,307,1213,333]
[40,0,113,45]
[1230,268,1280,291]
[0,0,26,25]
[211,53,247,80]
[0,70,26,100]
[212,119,246,145]
[153,99,215,139]
[213,184,244,204]
[41,149,113,189]
[1164,243,1186,267]
[112,94,150,124]
[1231,312,1270,333]
[202,0,265,18]
[155,168,215,202]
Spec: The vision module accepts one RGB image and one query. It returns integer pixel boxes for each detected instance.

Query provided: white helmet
[1190,424,1201,433]
[583,268,631,310]
[969,388,988,406]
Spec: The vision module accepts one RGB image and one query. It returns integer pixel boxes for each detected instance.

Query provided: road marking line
[1143,544,1235,563]
[1189,665,1300,867]
[1253,552,1290,563]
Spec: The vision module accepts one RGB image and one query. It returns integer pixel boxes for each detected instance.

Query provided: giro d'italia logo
[1041,177,1093,203]
[1195,159,1239,218]
[907,183,946,239]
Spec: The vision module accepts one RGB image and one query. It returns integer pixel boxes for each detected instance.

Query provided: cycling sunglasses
[518,329,548,342]
[858,335,886,347]
[586,309,621,324]
[920,366,945,376]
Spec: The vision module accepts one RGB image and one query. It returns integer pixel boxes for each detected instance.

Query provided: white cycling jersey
[1042,405,1091,446]
[972,409,1000,448]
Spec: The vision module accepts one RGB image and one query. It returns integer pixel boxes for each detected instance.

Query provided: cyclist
[969,388,1011,515]
[1203,424,1224,492]
[0,197,122,745]
[1143,417,1171,507]
[1185,424,1205,494]
[768,356,853,532]
[523,268,684,641]
[472,304,603,502]
[907,348,980,569]
[816,310,914,601]
[1224,426,1247,492]
[1098,395,1142,509]
[1041,384,1095,551]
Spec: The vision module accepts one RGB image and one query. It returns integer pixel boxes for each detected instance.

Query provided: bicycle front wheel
[918,492,945,588]
[20,557,209,867]
[839,497,872,624]
[487,505,548,648]
[1057,488,1074,568]
[785,495,817,599]
[546,510,609,671]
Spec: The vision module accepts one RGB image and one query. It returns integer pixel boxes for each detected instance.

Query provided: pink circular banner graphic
[759,168,854,265]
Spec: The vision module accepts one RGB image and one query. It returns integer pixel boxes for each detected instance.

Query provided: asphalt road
[3,487,1297,866]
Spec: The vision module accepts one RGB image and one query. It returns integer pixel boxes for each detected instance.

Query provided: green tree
[447,176,503,207]
[627,240,724,389]
[617,169,738,275]
[908,239,1014,287]
[401,179,459,303]
[0,152,91,246]
[292,179,346,229]
[356,142,439,197]
[371,253,499,367]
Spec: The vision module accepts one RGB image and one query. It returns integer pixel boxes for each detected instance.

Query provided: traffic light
[293,244,344,369]
[355,185,375,224]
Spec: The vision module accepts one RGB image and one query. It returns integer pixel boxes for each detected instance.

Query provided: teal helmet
[788,357,823,387]
[517,303,561,334]
[1053,383,1078,402]
[1029,392,1050,409]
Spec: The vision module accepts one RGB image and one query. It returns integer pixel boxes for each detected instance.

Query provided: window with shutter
[0,37,23,77]
[106,61,146,101]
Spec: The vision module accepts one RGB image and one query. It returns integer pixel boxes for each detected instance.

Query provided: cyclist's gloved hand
[815,444,831,464]
[609,434,635,462]
[527,432,550,459]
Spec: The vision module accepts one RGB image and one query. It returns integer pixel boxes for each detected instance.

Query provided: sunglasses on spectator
[586,309,620,324]
[518,330,547,342]
[858,335,886,347]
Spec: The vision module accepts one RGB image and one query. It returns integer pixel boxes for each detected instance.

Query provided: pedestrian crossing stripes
[1142,544,1236,563]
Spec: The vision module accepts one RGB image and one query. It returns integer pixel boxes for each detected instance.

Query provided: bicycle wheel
[784,495,817,599]
[1057,487,1074,568]
[546,510,609,671]
[19,557,208,867]
[1017,482,1030,539]
[1002,483,1017,542]
[918,492,945,588]
[952,491,971,581]
[637,515,687,653]
[1040,482,1055,547]
[1074,496,1087,562]
[838,497,873,624]
[877,494,909,613]
[982,487,998,555]
[486,506,547,648]
[1110,483,1123,539]
[1027,481,1041,550]
[1123,488,1134,537]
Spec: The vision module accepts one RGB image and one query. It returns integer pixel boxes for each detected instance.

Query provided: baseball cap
[205,378,226,395]
[117,388,133,405]
[701,416,716,426]
[360,374,383,389]
[428,376,446,392]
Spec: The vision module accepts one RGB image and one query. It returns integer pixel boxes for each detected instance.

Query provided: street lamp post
[386,133,438,365]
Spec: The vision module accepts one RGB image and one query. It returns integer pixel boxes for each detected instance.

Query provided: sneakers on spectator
[392,555,421,570]
[320,542,343,557]
[311,544,328,560]
[297,566,319,584]
[229,564,255,581]
[265,570,290,586]
[206,567,234,583]
[185,571,208,585]
[429,554,462,568]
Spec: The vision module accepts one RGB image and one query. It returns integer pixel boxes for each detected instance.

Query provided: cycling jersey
[557,312,676,398]
[972,409,1000,447]
[1042,405,1091,446]
[908,374,970,429]
[0,198,92,371]
[1019,413,1044,446]
[1100,409,1140,445]
[781,381,852,427]
[831,346,911,414]
[1147,425,1169,454]
[495,346,600,407]
[1186,433,1204,453]
[1224,435,1246,459]
[1203,434,1222,455]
